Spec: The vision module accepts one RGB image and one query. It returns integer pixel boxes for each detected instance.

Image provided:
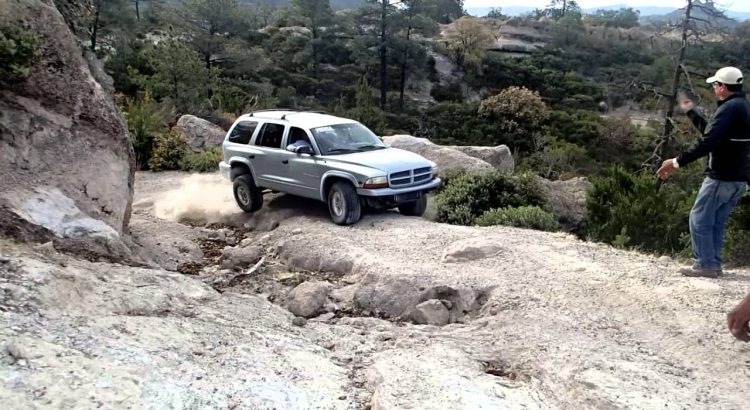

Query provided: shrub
[585,166,696,253]
[149,130,189,171]
[180,147,222,173]
[475,206,559,231]
[0,23,40,81]
[126,92,167,170]
[435,170,547,225]
[725,195,750,265]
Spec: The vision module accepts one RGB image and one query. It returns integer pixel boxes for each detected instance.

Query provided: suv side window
[288,127,311,145]
[228,121,258,144]
[255,122,285,148]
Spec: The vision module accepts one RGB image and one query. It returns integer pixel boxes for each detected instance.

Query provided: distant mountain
[466,4,750,21]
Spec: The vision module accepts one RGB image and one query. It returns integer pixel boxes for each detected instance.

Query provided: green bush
[149,130,189,171]
[725,195,750,265]
[126,92,167,170]
[585,166,696,253]
[475,206,559,231]
[435,170,547,225]
[180,147,222,173]
[0,23,40,81]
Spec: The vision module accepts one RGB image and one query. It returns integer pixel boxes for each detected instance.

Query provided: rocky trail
[2,171,749,409]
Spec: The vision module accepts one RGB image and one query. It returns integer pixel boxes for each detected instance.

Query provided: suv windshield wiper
[356,145,386,151]
[325,148,360,155]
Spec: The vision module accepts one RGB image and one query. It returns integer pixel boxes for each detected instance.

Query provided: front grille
[389,167,433,187]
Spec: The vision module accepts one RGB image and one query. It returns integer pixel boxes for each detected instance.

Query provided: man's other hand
[727,293,750,342]
[678,93,695,112]
[656,159,678,180]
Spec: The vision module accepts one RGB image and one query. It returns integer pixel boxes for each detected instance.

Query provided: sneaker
[680,266,721,278]
[691,263,724,276]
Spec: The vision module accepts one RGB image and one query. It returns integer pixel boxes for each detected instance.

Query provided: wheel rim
[331,191,345,217]
[237,185,250,206]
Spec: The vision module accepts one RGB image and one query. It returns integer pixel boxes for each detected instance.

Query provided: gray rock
[278,238,354,273]
[539,177,592,229]
[6,341,30,361]
[381,135,493,172]
[292,317,307,327]
[239,238,253,247]
[448,145,514,172]
[0,0,134,260]
[353,276,423,319]
[220,245,263,270]
[173,115,226,152]
[309,312,336,323]
[441,238,506,263]
[286,281,332,318]
[411,300,450,326]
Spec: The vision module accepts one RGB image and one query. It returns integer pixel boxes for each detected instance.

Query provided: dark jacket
[677,92,750,182]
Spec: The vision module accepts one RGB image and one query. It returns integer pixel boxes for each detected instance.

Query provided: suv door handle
[281,160,289,164]
[248,155,255,159]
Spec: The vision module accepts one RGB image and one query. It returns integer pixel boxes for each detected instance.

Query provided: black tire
[233,174,263,213]
[398,194,427,217]
[327,181,362,225]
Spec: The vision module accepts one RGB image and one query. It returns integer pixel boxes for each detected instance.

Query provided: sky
[463,0,750,13]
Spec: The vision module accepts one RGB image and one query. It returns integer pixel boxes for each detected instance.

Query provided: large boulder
[173,115,226,152]
[448,145,514,172]
[286,280,332,318]
[540,177,592,230]
[381,135,493,172]
[0,0,135,260]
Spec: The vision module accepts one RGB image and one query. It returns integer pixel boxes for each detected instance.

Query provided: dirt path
[2,171,748,409]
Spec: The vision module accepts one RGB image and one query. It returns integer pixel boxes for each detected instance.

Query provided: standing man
[657,67,750,278]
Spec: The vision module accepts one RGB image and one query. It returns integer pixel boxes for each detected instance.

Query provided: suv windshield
[311,123,385,155]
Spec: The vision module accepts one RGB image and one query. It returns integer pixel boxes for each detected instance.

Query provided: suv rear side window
[228,121,258,144]
[256,123,285,148]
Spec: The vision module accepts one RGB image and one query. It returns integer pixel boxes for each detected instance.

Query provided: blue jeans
[689,177,748,270]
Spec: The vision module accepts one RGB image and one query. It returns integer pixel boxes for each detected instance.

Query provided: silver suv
[219,110,441,225]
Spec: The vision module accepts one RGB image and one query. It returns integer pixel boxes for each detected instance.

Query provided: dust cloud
[152,173,239,225]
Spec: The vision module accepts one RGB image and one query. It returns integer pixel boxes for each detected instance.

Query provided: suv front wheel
[397,194,427,217]
[328,182,362,225]
[233,174,263,213]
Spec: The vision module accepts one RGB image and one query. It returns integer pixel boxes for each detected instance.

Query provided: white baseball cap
[706,67,743,85]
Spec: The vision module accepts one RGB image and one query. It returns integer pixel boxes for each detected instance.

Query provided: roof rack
[247,109,296,117]
[280,110,328,120]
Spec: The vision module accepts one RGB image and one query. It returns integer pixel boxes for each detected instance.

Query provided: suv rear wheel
[328,181,361,225]
[233,174,263,213]
[398,194,427,217]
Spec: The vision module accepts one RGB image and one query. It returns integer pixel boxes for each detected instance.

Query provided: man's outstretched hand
[727,293,750,342]
[657,159,678,180]
[678,92,695,113]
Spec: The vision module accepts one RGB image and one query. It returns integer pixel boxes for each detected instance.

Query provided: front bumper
[219,161,231,180]
[357,178,442,197]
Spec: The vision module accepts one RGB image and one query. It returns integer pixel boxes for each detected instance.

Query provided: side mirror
[286,142,314,155]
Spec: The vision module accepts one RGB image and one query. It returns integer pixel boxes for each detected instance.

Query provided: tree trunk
[134,0,140,20]
[379,0,388,109]
[659,0,693,163]
[399,24,412,112]
[91,7,100,51]
[312,26,319,79]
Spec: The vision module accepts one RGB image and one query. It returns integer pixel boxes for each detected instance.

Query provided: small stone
[292,317,307,327]
[34,241,57,255]
[338,395,347,400]
[226,237,237,246]
[6,341,30,361]
[439,299,453,310]
[286,281,332,318]
[292,228,303,235]
[324,342,336,350]
[411,299,450,326]
[240,238,253,248]
[309,312,335,323]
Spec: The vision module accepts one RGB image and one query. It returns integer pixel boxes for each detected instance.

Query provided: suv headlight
[431,166,439,179]
[363,176,388,189]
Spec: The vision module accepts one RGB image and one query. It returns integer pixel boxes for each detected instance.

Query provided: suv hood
[322,147,434,174]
